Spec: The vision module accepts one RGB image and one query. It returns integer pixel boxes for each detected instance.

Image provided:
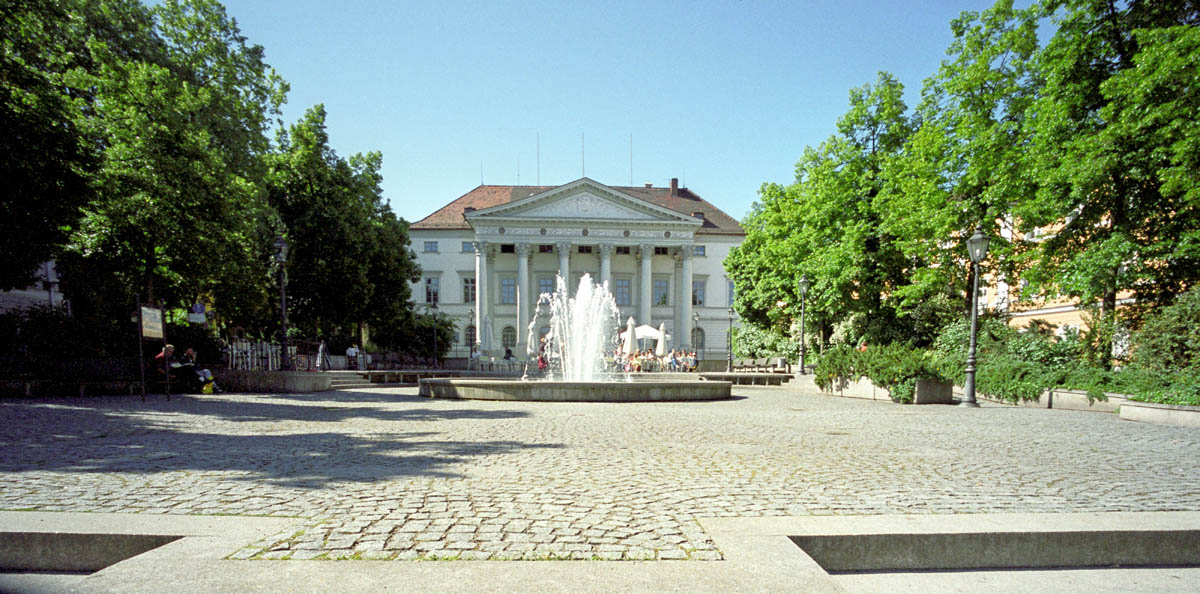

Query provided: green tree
[1017,0,1200,361]
[0,0,94,290]
[877,0,1042,317]
[726,72,915,345]
[61,0,286,328]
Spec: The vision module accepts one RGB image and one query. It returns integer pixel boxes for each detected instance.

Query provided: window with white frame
[694,245,706,257]
[464,325,476,346]
[500,277,516,304]
[727,279,735,307]
[538,277,554,297]
[463,276,476,303]
[653,278,670,306]
[462,241,474,253]
[692,279,706,307]
[614,278,632,306]
[502,326,517,349]
[423,241,439,253]
[691,327,705,350]
[424,277,439,303]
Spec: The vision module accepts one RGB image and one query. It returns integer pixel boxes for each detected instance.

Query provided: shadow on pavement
[0,394,558,488]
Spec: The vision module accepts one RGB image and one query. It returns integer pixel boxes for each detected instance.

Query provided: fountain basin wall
[420,378,732,402]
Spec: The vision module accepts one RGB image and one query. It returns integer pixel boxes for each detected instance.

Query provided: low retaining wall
[421,378,732,402]
[1120,401,1200,427]
[213,370,331,393]
[976,389,1127,413]
[793,375,952,404]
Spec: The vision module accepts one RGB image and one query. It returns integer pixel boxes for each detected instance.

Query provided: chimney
[644,182,653,188]
[670,177,679,196]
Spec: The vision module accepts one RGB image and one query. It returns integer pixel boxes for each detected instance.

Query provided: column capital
[598,243,614,256]
[473,240,489,255]
[515,242,532,257]
[678,245,694,261]
[555,241,572,252]
[639,243,655,256]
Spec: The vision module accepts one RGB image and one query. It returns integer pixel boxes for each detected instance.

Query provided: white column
[556,242,571,294]
[474,241,490,352]
[639,243,653,325]
[673,252,683,348]
[599,243,613,290]
[516,242,531,354]
[681,245,694,349]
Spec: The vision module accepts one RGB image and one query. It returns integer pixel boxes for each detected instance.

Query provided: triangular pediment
[466,178,700,225]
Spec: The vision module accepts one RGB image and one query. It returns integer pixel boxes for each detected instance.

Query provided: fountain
[420,274,731,402]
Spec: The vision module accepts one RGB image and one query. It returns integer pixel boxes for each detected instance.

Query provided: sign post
[138,303,168,400]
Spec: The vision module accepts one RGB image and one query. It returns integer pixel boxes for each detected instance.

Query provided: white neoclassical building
[409,177,744,362]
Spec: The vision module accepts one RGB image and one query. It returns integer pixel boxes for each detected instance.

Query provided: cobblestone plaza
[1,386,1197,561]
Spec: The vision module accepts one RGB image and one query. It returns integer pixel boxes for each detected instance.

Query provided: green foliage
[1126,286,1200,374]
[731,325,800,361]
[0,0,94,290]
[813,343,951,404]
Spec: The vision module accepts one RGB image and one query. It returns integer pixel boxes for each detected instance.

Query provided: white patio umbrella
[622,317,637,357]
[655,323,668,357]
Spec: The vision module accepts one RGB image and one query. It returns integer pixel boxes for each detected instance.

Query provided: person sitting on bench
[155,344,205,393]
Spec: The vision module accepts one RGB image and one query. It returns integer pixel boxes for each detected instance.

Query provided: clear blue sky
[218,0,1001,225]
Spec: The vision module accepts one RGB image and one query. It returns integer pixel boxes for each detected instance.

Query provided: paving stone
[0,387,1197,561]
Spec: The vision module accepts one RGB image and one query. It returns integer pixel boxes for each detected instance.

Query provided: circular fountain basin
[419,377,732,402]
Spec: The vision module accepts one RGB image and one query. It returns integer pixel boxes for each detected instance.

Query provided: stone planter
[809,376,953,404]
[1119,401,1200,427]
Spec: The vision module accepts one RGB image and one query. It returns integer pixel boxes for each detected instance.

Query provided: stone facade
[409,178,744,359]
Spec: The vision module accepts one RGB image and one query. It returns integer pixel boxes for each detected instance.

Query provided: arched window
[464,325,476,346]
[691,327,705,350]
[502,326,517,349]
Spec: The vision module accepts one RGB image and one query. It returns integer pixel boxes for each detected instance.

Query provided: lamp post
[962,225,990,407]
[726,307,735,372]
[273,236,290,371]
[467,308,475,367]
[429,301,439,369]
[797,274,810,375]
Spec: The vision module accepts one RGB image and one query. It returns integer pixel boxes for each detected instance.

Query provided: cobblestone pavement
[1,386,1198,561]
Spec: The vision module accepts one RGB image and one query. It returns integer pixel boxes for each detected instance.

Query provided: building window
[424,241,439,253]
[692,327,705,350]
[654,246,669,255]
[462,241,474,253]
[577,245,593,254]
[728,279,735,307]
[538,277,555,297]
[653,279,669,306]
[463,277,476,303]
[539,244,554,253]
[464,325,476,346]
[692,280,705,307]
[694,245,706,257]
[614,279,632,306]
[616,246,631,255]
[425,277,439,303]
[500,244,515,253]
[501,277,516,304]
[502,326,517,349]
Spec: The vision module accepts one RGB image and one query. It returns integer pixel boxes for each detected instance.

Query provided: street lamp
[726,307,735,372]
[962,225,990,407]
[797,274,810,375]
[429,301,439,369]
[467,308,475,367]
[273,236,290,371]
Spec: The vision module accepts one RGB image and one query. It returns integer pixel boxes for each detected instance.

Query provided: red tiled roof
[410,182,744,236]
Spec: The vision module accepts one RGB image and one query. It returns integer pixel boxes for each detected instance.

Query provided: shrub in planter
[813,343,951,404]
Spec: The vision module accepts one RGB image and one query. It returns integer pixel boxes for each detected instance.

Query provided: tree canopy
[726,0,1200,358]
